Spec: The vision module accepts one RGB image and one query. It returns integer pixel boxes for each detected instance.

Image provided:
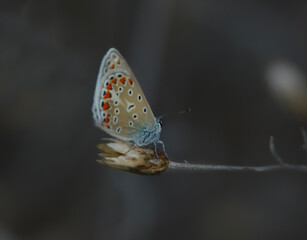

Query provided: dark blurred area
[1,0,307,239]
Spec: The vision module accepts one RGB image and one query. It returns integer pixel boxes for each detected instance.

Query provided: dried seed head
[96,138,169,175]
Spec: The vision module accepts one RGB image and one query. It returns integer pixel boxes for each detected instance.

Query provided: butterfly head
[158,118,163,128]
[132,119,162,146]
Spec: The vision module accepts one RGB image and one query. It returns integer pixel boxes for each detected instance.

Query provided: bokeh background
[1,0,307,239]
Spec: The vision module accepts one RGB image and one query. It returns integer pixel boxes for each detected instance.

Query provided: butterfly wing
[92,48,157,141]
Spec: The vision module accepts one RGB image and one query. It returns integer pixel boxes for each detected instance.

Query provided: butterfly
[92,48,167,158]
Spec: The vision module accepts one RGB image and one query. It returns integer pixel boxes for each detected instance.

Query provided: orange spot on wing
[106,125,110,129]
[128,78,133,85]
[104,118,110,123]
[103,102,110,110]
[119,77,126,84]
[111,78,117,84]
[103,91,111,99]
[109,63,115,69]
[106,84,112,90]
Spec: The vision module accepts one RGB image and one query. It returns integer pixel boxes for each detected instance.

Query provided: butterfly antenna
[158,108,191,120]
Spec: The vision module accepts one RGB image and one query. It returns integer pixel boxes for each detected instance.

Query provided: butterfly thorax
[133,120,161,146]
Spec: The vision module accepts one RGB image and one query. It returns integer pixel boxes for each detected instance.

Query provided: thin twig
[168,161,285,172]
[301,127,307,156]
[168,136,307,173]
[270,136,307,171]
[269,136,285,165]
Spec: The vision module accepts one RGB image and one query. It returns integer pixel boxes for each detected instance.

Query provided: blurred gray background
[1,0,307,239]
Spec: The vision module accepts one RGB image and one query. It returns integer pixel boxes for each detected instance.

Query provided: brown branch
[96,135,307,175]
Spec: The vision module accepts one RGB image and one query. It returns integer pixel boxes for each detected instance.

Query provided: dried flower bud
[96,138,169,175]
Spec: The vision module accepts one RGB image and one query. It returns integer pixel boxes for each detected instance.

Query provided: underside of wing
[92,48,157,141]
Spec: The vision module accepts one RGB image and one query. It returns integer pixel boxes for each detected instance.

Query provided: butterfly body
[92,48,163,149]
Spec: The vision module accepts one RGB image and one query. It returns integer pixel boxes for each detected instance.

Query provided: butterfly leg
[124,143,136,155]
[153,142,159,159]
[158,140,169,159]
